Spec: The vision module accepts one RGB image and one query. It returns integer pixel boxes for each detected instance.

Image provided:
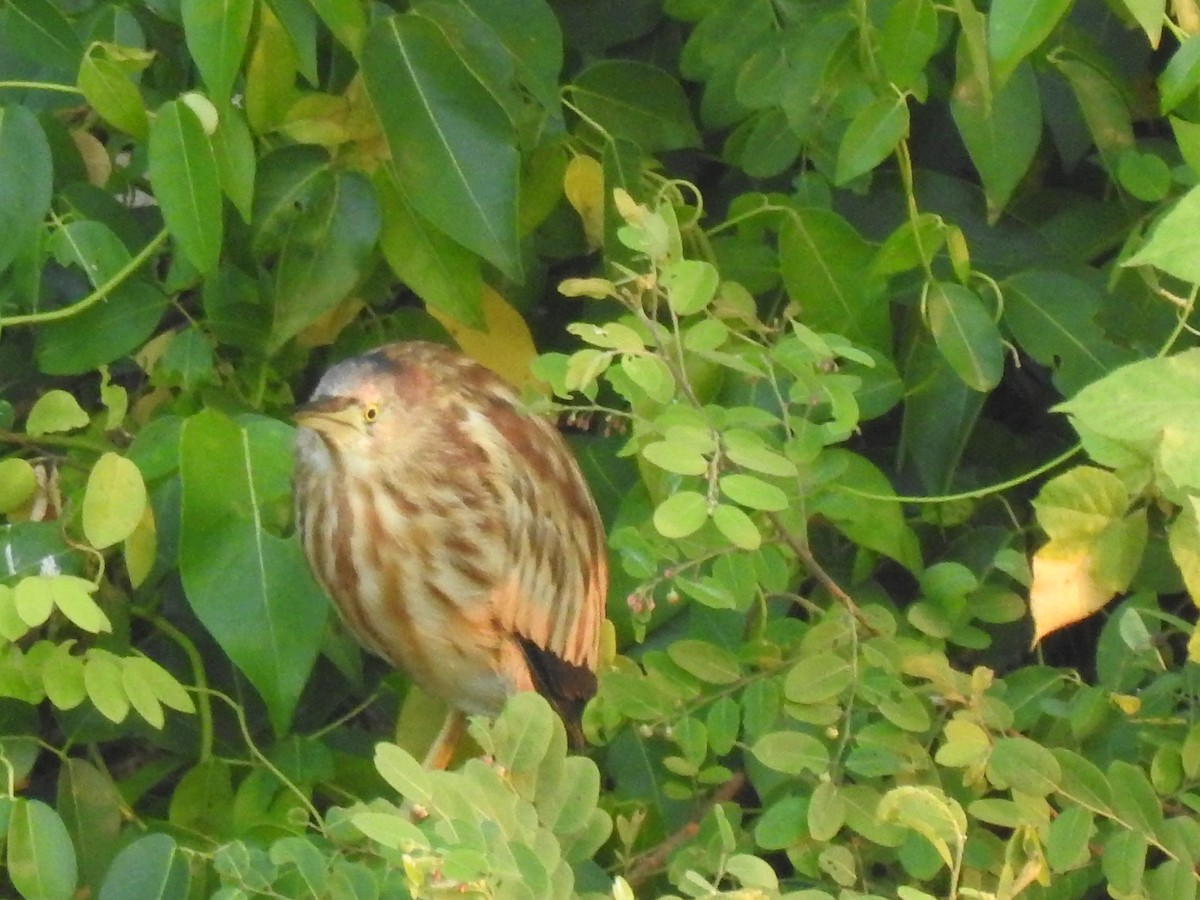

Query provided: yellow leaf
[1028,544,1113,644]
[563,155,604,249]
[1110,693,1141,715]
[124,504,158,589]
[244,4,297,134]
[83,453,148,550]
[427,285,542,392]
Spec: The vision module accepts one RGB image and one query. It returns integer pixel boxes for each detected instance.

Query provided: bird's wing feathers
[473,399,607,674]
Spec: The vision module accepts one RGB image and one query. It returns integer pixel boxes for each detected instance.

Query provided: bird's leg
[422,709,467,770]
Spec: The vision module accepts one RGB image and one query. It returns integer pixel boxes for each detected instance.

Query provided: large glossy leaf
[251,146,380,351]
[779,209,890,351]
[835,94,909,185]
[0,106,52,276]
[898,329,986,493]
[988,0,1072,82]
[148,100,223,272]
[97,834,190,900]
[5,0,83,72]
[179,409,330,733]
[925,281,1003,392]
[181,0,253,101]
[7,799,78,900]
[374,169,483,328]
[1052,58,1134,171]
[1124,181,1200,284]
[570,59,700,153]
[36,281,170,375]
[58,760,123,893]
[1002,270,1133,397]
[950,46,1041,219]
[362,13,521,280]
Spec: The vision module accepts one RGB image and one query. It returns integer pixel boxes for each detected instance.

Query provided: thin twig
[624,771,747,890]
[768,512,869,626]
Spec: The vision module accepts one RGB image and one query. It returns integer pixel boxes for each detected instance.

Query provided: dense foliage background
[3,0,1200,896]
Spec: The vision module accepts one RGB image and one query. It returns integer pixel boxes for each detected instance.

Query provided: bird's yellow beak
[293,397,362,435]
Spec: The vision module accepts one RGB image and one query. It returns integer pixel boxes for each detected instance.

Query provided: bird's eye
[363,404,379,425]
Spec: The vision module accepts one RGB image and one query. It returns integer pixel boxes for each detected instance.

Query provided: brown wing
[465,393,607,678]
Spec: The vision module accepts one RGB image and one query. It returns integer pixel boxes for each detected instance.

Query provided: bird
[292,341,608,768]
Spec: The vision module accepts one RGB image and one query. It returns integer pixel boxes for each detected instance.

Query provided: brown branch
[624,771,747,890]
[767,512,871,627]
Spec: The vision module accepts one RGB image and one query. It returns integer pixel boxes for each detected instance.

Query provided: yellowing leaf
[563,154,604,248]
[428,285,541,391]
[124,504,158,589]
[1029,544,1113,644]
[83,453,148,549]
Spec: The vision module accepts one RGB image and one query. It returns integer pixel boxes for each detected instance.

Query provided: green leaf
[375,742,435,808]
[1125,183,1200,284]
[1102,829,1148,897]
[36,278,170,376]
[148,100,223,272]
[661,259,719,316]
[719,473,788,511]
[1056,350,1200,491]
[620,355,676,404]
[813,450,923,573]
[1160,33,1200,113]
[308,0,366,52]
[350,810,430,851]
[878,0,939,89]
[751,731,830,775]
[835,94,909,185]
[950,49,1041,219]
[84,650,130,723]
[784,653,853,704]
[362,13,521,280]
[1118,0,1165,47]
[5,0,83,72]
[653,491,708,539]
[1046,805,1094,872]
[0,106,52,275]
[1033,466,1127,547]
[925,282,1003,392]
[642,440,708,476]
[723,430,798,477]
[1052,57,1134,170]
[375,170,483,329]
[179,410,330,733]
[78,49,148,140]
[25,388,88,436]
[491,692,556,774]
[988,0,1072,81]
[712,504,761,550]
[877,786,966,870]
[779,209,889,351]
[83,453,148,550]
[0,459,37,514]
[211,104,256,220]
[252,149,381,350]
[1107,759,1164,833]
[97,834,190,900]
[181,0,253,101]
[42,645,86,710]
[58,759,123,893]
[987,736,1061,796]
[7,799,78,900]
[667,640,742,684]
[570,60,700,153]
[1117,148,1171,202]
[1003,270,1133,397]
[808,781,846,841]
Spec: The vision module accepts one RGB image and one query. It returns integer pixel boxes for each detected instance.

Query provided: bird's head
[292,350,405,456]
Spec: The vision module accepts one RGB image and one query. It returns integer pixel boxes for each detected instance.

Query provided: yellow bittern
[292,342,608,768]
